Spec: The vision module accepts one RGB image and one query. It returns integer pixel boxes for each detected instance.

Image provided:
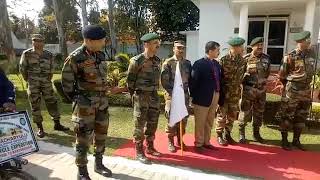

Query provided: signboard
[289,27,303,33]
[0,111,39,163]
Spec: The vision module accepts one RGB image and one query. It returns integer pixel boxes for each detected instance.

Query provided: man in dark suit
[190,41,222,153]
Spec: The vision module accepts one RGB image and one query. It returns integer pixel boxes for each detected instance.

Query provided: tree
[107,0,117,57]
[52,0,68,58]
[116,0,151,53]
[149,0,199,41]
[79,0,89,27]
[0,0,15,62]
[10,14,36,40]
[38,0,82,44]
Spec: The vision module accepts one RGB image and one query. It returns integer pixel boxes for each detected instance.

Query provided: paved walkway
[22,141,240,180]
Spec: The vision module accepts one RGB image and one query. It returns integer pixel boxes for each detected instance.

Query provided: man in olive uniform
[278,31,315,151]
[127,33,161,164]
[239,37,271,144]
[216,37,247,146]
[19,34,69,138]
[161,41,192,153]
[61,25,112,180]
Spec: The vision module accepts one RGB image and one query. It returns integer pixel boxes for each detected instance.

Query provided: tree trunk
[108,0,117,57]
[0,0,15,62]
[80,0,88,27]
[53,0,68,59]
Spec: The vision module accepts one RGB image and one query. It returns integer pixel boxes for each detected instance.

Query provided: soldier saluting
[61,25,113,180]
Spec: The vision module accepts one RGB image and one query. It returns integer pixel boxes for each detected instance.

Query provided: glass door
[247,17,288,65]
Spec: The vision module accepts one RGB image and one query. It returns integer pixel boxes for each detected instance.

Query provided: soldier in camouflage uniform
[61,25,113,180]
[278,31,315,151]
[216,37,247,146]
[127,33,161,164]
[239,37,271,144]
[19,34,69,138]
[161,41,192,153]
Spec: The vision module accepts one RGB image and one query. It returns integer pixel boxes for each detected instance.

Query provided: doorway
[247,17,288,65]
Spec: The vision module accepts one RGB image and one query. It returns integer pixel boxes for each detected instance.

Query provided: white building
[182,0,320,69]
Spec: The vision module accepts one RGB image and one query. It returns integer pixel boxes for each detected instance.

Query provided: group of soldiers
[16,23,316,180]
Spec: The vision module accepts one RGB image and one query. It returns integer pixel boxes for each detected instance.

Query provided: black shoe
[135,143,151,164]
[217,133,228,146]
[77,166,91,180]
[36,123,45,138]
[225,131,236,145]
[292,128,306,151]
[146,141,161,157]
[281,132,292,151]
[194,146,206,154]
[239,128,247,144]
[292,139,306,151]
[54,121,70,131]
[94,156,112,177]
[253,127,265,144]
[203,144,217,150]
[168,137,176,153]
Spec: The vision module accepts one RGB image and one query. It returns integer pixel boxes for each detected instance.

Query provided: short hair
[205,41,220,54]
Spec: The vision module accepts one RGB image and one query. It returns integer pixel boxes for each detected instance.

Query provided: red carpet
[113,132,320,180]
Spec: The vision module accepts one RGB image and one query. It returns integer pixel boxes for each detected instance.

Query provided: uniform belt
[289,82,310,91]
[79,90,106,96]
[134,90,157,94]
[245,82,265,89]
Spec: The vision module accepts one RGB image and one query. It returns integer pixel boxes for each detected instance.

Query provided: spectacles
[32,39,43,43]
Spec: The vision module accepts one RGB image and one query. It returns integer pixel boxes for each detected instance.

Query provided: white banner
[169,61,189,127]
[0,111,39,163]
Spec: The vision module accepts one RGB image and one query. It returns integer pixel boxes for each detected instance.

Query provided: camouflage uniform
[161,56,191,142]
[19,48,60,124]
[240,53,270,129]
[61,45,109,167]
[216,53,247,133]
[127,53,161,144]
[279,48,315,132]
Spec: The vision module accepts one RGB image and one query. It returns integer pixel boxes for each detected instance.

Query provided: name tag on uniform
[295,59,304,66]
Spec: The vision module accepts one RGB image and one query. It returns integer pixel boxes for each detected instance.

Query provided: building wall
[185,31,199,62]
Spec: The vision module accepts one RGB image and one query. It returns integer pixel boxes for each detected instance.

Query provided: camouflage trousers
[279,94,311,132]
[27,81,60,124]
[165,119,187,138]
[133,91,160,143]
[216,100,240,133]
[72,95,109,166]
[239,86,266,129]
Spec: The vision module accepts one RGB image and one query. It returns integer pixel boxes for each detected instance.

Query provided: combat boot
[146,141,161,157]
[135,143,151,164]
[36,123,45,138]
[217,132,228,146]
[253,127,265,144]
[168,137,176,153]
[239,127,247,144]
[281,132,292,151]
[54,120,70,131]
[225,130,236,145]
[292,128,306,151]
[77,166,91,180]
[94,154,112,177]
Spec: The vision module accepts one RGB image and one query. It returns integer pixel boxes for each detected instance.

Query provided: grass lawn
[8,74,320,156]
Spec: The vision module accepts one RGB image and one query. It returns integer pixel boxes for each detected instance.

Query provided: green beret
[31,34,44,41]
[140,33,160,42]
[293,31,311,42]
[250,37,264,46]
[228,37,245,46]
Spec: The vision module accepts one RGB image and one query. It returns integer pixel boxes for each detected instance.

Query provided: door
[247,17,288,65]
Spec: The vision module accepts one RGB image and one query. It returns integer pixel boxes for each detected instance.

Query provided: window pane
[267,48,284,64]
[268,21,286,46]
[248,21,265,46]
